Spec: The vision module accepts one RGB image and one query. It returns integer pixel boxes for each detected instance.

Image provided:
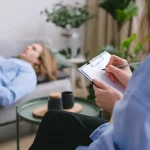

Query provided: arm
[112,55,150,149]
[77,56,150,150]
[93,55,132,112]
[0,70,37,107]
[0,56,6,62]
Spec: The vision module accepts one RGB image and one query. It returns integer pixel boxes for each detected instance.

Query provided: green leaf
[121,33,137,50]
[99,0,138,25]
[41,2,95,28]
[134,43,143,54]
[75,47,81,57]
[84,52,89,60]
[116,1,138,24]
[59,49,68,58]
[130,53,136,58]
[67,48,72,56]
[99,0,131,19]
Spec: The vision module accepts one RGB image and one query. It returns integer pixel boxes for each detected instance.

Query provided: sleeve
[90,123,110,141]
[76,55,150,150]
[76,125,115,150]
[112,54,150,150]
[0,69,37,107]
[0,56,6,62]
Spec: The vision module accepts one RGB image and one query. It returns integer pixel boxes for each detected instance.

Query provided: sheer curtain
[85,0,141,59]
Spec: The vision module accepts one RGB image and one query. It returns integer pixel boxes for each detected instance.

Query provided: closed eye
[32,46,36,51]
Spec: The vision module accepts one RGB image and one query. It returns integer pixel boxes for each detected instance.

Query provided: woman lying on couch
[0,43,57,107]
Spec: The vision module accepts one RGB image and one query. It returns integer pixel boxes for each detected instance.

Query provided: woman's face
[20,43,43,65]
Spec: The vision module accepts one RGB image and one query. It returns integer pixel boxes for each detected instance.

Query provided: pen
[102,62,140,70]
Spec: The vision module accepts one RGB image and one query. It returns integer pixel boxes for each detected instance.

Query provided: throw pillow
[37,70,69,84]
[43,41,72,70]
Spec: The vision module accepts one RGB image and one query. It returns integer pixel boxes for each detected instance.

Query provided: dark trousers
[29,110,107,150]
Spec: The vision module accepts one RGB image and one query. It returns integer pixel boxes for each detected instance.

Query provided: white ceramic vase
[61,28,81,58]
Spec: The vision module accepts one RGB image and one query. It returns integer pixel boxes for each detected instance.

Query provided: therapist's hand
[105,55,132,88]
[93,79,122,113]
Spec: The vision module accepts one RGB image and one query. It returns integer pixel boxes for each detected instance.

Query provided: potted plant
[41,2,94,31]
[99,0,138,49]
[41,2,95,57]
[85,0,139,101]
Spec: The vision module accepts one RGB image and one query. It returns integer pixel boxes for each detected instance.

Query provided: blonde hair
[34,44,57,81]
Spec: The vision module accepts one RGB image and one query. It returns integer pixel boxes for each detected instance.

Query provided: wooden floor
[0,134,35,150]
[0,88,89,150]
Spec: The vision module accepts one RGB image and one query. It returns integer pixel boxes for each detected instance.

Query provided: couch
[0,40,72,139]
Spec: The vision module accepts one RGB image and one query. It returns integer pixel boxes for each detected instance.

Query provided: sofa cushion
[56,70,70,80]
[54,53,72,69]
[43,41,72,69]
[37,70,69,84]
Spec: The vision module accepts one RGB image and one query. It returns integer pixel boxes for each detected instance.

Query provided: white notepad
[78,51,124,94]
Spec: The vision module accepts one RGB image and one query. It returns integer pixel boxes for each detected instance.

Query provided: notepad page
[81,52,125,94]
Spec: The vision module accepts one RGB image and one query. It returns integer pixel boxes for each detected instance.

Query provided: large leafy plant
[87,0,139,103]
[100,0,137,24]
[41,2,95,29]
[100,34,146,69]
[99,0,138,49]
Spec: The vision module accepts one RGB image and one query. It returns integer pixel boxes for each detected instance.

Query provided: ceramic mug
[62,91,74,109]
[48,92,63,110]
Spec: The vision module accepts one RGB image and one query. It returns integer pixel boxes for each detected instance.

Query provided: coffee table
[16,97,100,150]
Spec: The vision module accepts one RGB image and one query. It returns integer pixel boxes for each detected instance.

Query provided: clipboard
[78,51,124,94]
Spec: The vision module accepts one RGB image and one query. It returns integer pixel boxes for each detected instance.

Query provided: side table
[69,57,87,97]
[16,97,100,150]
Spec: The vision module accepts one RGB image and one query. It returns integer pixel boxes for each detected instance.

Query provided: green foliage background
[41,2,95,29]
[99,0,138,25]
[86,0,139,101]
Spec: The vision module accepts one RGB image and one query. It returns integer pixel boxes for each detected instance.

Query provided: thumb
[106,65,125,81]
[93,79,108,90]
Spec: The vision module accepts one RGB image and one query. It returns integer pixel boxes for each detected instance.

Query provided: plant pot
[61,28,81,58]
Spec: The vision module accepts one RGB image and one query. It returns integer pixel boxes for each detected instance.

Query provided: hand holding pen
[102,62,140,70]
[103,55,133,88]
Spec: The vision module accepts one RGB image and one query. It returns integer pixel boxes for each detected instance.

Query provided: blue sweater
[76,54,150,150]
[0,56,37,106]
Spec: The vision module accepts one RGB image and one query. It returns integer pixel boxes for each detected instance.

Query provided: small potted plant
[41,2,95,57]
[41,2,94,33]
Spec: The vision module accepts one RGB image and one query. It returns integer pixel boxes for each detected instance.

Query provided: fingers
[106,65,126,82]
[95,97,99,106]
[106,55,127,68]
[93,79,108,90]
[108,72,117,82]
[94,91,104,106]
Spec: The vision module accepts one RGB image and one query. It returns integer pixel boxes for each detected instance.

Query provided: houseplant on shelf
[41,2,95,57]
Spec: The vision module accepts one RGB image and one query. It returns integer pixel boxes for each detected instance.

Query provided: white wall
[0,0,86,50]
